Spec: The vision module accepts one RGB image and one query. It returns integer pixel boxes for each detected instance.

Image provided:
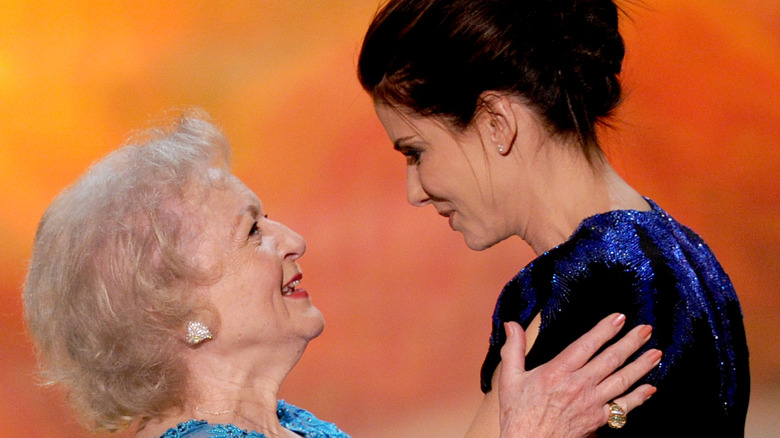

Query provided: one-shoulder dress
[481,199,749,436]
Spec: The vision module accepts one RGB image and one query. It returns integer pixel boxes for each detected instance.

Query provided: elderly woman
[24,111,657,437]
[358,0,750,436]
[23,112,349,437]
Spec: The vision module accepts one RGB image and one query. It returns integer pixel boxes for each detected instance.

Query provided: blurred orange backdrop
[1,1,777,436]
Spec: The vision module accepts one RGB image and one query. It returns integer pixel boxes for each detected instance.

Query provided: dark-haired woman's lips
[436,209,453,218]
[436,209,456,229]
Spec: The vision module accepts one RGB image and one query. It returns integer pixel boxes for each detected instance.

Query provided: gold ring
[607,402,627,429]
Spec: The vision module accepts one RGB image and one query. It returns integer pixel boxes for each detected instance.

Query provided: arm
[464,314,541,438]
[495,313,660,438]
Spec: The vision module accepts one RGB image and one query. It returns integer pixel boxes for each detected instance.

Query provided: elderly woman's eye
[249,221,260,237]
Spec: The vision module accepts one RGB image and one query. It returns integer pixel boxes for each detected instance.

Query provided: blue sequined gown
[157,400,350,438]
[480,199,749,436]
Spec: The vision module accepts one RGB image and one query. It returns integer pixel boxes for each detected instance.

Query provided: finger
[581,324,654,382]
[600,383,656,432]
[600,385,655,431]
[609,383,657,415]
[499,322,528,382]
[548,313,627,372]
[596,348,662,400]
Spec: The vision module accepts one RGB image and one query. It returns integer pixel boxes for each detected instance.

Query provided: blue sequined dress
[480,199,749,436]
[157,400,350,438]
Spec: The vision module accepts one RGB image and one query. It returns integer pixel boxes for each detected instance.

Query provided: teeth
[282,279,301,295]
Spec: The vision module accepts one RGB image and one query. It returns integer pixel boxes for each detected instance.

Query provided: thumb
[500,321,528,379]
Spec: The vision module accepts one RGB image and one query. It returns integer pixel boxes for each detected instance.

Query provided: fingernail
[504,322,515,337]
[650,349,663,367]
[646,386,657,399]
[611,313,626,327]
[638,325,653,340]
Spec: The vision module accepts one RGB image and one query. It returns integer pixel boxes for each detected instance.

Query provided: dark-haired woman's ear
[477,91,518,156]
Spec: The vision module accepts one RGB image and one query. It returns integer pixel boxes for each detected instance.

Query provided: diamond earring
[186,321,213,345]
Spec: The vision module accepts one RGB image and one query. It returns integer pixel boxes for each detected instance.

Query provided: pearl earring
[497,144,505,154]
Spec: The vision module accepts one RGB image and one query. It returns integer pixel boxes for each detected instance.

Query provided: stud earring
[497,144,505,154]
[186,321,213,345]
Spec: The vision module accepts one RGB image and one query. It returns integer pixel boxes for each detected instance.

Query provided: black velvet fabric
[480,199,749,436]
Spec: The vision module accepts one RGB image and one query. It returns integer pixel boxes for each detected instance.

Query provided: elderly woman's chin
[296,306,326,341]
[212,300,326,349]
[264,293,325,343]
[279,285,326,341]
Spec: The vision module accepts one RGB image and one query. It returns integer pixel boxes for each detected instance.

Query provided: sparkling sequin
[480,198,749,436]
[158,400,350,437]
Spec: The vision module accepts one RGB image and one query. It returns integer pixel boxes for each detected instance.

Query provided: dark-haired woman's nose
[406,165,431,207]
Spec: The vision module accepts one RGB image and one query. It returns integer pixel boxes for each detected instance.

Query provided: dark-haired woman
[358,0,750,436]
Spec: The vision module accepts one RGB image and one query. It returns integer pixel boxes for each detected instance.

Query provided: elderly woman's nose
[273,223,306,260]
[406,165,431,207]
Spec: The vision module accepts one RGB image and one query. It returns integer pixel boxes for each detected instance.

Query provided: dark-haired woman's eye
[403,150,421,165]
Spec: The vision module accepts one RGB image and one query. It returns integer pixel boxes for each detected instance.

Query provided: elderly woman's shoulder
[278,400,351,437]
[156,419,212,437]
[153,401,351,438]
[157,420,265,438]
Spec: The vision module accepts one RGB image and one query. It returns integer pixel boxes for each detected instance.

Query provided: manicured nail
[611,313,626,327]
[650,349,663,367]
[646,386,657,399]
[504,322,515,337]
[638,325,653,340]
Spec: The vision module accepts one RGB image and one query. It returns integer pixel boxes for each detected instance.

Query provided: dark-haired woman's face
[375,104,520,251]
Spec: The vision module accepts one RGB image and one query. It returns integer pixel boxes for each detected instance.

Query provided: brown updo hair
[358,0,627,153]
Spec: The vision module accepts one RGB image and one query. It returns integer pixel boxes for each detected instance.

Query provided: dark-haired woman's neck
[517,146,649,256]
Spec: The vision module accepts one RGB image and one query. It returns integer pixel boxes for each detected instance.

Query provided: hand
[498,313,661,438]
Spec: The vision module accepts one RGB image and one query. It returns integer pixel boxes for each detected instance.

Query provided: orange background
[1,1,777,436]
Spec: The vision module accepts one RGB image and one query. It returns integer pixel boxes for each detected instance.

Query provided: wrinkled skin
[498,314,661,438]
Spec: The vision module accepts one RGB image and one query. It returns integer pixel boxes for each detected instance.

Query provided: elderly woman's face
[193,172,324,349]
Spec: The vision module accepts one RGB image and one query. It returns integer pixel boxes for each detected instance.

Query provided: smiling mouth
[282,278,301,296]
[438,210,457,230]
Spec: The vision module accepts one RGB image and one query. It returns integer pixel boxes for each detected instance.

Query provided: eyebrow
[244,204,261,219]
[232,203,262,237]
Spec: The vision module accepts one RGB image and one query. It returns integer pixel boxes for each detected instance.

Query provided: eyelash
[402,149,421,165]
[248,214,269,238]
